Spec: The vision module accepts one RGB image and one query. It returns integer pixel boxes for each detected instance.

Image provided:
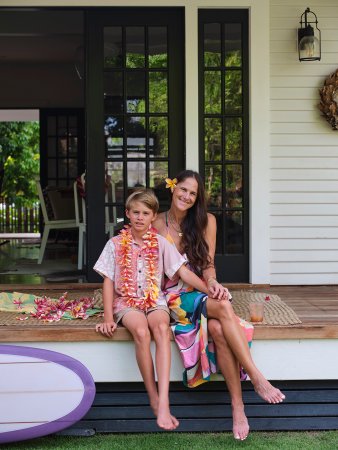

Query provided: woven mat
[0,289,301,327]
[231,291,302,325]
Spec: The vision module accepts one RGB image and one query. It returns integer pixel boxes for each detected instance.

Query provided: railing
[0,201,40,233]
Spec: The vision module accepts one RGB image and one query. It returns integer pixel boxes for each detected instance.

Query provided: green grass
[2,431,338,450]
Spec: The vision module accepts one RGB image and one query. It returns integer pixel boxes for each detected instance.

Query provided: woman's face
[172,177,199,212]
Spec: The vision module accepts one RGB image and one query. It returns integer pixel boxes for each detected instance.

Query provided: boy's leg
[147,309,178,430]
[121,311,159,416]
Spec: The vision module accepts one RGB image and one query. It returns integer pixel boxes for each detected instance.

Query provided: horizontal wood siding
[65,380,338,432]
[270,0,338,284]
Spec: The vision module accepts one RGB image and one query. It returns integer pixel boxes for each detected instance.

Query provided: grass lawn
[2,431,338,450]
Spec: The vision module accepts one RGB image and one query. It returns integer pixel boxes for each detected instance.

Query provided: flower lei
[118,226,159,310]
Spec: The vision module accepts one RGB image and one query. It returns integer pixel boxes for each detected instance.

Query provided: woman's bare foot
[251,376,285,404]
[232,404,249,441]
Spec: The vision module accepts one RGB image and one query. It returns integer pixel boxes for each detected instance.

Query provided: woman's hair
[174,170,211,274]
[126,188,159,214]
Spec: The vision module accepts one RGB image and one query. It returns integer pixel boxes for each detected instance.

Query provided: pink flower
[265,295,270,301]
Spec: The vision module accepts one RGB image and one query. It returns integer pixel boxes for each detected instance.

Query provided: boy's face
[126,201,157,234]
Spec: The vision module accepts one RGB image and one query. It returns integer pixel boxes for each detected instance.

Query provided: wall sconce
[298,7,321,61]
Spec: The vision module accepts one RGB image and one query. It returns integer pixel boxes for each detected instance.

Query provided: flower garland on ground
[118,225,159,310]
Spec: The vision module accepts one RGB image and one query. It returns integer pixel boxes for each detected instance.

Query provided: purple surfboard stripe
[0,345,96,444]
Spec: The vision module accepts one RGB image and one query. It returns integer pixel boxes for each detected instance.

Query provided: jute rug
[0,289,301,327]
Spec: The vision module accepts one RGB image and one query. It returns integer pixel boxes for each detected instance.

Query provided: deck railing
[0,201,40,233]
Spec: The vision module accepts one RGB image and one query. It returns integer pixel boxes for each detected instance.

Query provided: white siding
[270,0,338,285]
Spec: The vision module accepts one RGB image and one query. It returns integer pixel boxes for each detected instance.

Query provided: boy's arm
[177,264,209,295]
[95,276,117,337]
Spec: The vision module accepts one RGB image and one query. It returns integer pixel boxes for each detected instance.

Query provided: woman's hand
[207,278,231,301]
[95,321,117,337]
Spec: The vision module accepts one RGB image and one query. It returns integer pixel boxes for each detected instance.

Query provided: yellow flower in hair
[165,177,177,193]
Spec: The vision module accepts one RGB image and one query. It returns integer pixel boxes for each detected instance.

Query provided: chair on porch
[36,181,78,265]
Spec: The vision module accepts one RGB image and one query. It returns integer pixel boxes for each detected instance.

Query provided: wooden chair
[36,181,78,265]
[73,181,86,270]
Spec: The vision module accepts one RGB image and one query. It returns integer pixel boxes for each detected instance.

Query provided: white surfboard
[0,345,96,444]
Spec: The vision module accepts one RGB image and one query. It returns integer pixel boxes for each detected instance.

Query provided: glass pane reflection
[225,71,242,113]
[104,27,123,68]
[127,161,146,189]
[224,23,242,67]
[104,116,123,159]
[126,72,146,113]
[226,211,243,254]
[126,116,146,157]
[205,118,222,161]
[204,23,221,67]
[126,27,145,68]
[149,27,167,68]
[204,71,221,114]
[225,165,242,208]
[105,161,124,203]
[104,72,123,114]
[205,165,222,208]
[225,118,242,160]
[149,72,167,113]
[149,117,168,158]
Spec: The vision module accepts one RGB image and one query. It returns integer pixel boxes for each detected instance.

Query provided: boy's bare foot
[232,404,249,440]
[157,408,178,431]
[252,376,285,404]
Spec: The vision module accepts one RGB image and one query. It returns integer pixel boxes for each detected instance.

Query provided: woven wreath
[319,69,338,130]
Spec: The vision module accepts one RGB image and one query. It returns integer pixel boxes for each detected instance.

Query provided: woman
[153,170,285,441]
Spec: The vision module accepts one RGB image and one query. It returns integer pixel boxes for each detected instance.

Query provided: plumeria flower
[165,177,177,193]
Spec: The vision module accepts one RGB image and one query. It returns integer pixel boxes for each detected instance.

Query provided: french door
[86,8,185,281]
[199,10,249,282]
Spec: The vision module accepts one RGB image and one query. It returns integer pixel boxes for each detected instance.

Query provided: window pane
[225,118,242,160]
[58,137,67,156]
[226,211,243,254]
[225,165,242,208]
[204,23,221,67]
[104,27,123,68]
[126,116,146,158]
[105,161,124,203]
[105,116,123,159]
[224,70,242,113]
[149,27,167,68]
[126,72,146,113]
[68,159,78,178]
[58,158,68,178]
[58,116,67,136]
[127,161,146,189]
[149,116,168,158]
[213,211,223,254]
[104,72,123,114]
[224,23,242,67]
[149,72,167,113]
[48,159,56,178]
[204,71,221,114]
[205,165,222,208]
[126,27,145,68]
[68,136,78,157]
[149,161,168,188]
[48,137,56,156]
[205,118,222,161]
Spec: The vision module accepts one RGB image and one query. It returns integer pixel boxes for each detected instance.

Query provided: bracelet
[207,277,217,286]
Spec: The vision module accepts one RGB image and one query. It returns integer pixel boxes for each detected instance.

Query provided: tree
[0,122,39,207]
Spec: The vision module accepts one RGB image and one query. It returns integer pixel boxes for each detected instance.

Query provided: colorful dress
[163,219,254,388]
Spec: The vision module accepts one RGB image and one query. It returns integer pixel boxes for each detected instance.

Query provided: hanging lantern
[298,7,321,61]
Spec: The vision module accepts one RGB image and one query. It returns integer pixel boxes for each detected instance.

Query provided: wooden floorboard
[1,284,338,340]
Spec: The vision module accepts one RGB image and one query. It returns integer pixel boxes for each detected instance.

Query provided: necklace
[168,210,183,237]
[117,226,159,310]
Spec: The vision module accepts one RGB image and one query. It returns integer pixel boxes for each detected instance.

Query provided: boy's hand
[96,321,117,337]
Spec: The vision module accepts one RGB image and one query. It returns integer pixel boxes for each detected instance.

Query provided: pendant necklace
[168,211,183,237]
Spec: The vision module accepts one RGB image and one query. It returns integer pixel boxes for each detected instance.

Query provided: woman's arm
[95,276,117,337]
[203,213,230,300]
[177,264,208,295]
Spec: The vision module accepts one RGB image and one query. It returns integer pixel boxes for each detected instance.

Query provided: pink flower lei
[117,226,159,310]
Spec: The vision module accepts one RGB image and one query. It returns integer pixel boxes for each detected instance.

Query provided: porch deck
[1,284,338,432]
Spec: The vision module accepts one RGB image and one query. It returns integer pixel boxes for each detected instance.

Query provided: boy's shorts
[115,304,170,324]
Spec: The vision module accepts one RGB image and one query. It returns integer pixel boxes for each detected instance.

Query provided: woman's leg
[121,311,163,426]
[208,319,249,440]
[147,310,178,430]
[207,299,285,404]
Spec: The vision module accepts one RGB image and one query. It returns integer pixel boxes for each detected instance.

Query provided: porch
[1,285,337,432]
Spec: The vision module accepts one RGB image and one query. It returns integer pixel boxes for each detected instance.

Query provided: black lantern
[298,7,321,61]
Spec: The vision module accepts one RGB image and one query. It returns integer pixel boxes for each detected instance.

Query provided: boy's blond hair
[125,188,159,214]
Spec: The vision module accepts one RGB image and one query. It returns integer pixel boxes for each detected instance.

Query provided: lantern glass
[299,35,320,60]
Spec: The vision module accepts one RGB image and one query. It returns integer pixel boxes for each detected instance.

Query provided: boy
[94,189,210,431]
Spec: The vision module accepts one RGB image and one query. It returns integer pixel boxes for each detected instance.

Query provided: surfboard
[0,344,96,444]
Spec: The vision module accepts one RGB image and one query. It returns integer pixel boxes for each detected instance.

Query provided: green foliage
[0,122,39,207]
